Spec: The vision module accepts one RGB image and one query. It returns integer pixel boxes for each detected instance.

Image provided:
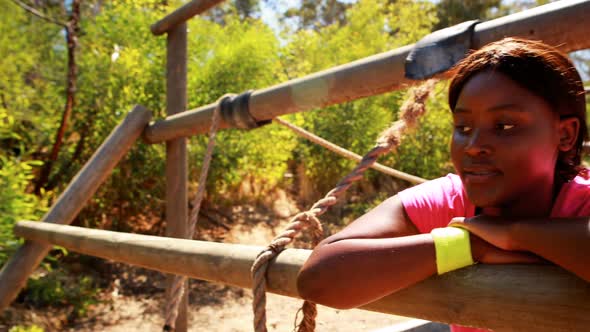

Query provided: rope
[163,94,235,332]
[273,117,427,184]
[251,79,438,332]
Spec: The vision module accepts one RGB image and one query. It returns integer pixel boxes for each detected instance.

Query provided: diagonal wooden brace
[0,105,152,310]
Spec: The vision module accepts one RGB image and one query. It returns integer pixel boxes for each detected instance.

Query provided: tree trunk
[45,116,90,191]
[35,0,80,195]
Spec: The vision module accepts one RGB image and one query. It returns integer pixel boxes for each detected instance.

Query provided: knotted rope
[163,94,235,331]
[250,79,437,332]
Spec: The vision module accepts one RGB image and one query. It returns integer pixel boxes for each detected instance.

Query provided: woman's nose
[464,129,493,156]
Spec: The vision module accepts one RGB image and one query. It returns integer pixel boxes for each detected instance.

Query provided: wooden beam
[143,0,590,144]
[0,106,152,311]
[151,0,225,36]
[14,221,590,332]
[164,22,189,331]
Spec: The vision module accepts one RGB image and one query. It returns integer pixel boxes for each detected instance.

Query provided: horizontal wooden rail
[151,0,225,36]
[14,220,590,332]
[144,0,590,143]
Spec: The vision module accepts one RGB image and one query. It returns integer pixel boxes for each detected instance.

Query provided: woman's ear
[558,117,580,152]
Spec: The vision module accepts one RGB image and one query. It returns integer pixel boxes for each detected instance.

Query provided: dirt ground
[2,193,422,332]
[61,289,413,332]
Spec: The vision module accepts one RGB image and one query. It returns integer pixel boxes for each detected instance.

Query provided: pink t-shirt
[398,172,590,332]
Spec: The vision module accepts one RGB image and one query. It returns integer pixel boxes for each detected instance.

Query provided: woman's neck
[481,178,561,218]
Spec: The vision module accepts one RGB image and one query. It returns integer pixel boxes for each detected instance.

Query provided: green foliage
[1,0,462,237]
[209,0,262,21]
[9,325,44,332]
[433,0,550,30]
[434,0,501,29]
[0,0,452,228]
[24,271,100,319]
[59,0,169,229]
[340,191,391,226]
[0,157,46,265]
[283,0,351,30]
[391,81,455,179]
[7,0,585,324]
[280,0,439,195]
[0,1,64,155]
[185,14,297,197]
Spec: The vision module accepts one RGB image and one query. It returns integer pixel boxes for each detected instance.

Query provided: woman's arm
[297,196,436,309]
[450,216,590,281]
[297,196,542,309]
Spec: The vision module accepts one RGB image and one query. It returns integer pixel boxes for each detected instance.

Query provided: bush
[24,270,100,319]
[9,325,44,332]
[0,157,47,266]
[390,80,455,179]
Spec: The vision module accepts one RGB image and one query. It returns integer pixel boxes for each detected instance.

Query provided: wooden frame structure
[13,221,590,332]
[1,1,590,331]
[144,0,590,142]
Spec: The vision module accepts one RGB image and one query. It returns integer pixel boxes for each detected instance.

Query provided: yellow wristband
[431,227,474,274]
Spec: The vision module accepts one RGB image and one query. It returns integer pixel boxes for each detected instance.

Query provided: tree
[235,0,259,20]
[205,0,261,24]
[434,0,501,29]
[0,0,54,265]
[185,13,296,199]
[9,0,82,195]
[279,0,440,202]
[282,0,351,31]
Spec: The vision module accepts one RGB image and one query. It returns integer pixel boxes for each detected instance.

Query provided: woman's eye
[455,125,472,133]
[496,124,515,131]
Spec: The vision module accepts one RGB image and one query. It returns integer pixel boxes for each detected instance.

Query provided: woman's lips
[462,169,502,184]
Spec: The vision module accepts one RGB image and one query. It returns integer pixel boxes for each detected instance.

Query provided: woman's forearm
[297,234,437,309]
[513,218,590,281]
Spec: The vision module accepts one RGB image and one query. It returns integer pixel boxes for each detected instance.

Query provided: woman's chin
[465,189,505,213]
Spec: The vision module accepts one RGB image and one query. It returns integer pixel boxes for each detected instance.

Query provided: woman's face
[450,71,563,216]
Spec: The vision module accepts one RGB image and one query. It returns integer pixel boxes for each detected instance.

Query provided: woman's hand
[451,216,544,264]
[449,216,519,251]
[469,233,544,264]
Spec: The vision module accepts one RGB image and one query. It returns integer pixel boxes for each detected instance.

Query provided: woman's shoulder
[560,168,590,193]
[398,174,474,233]
[572,168,590,185]
[401,173,463,196]
[552,168,590,217]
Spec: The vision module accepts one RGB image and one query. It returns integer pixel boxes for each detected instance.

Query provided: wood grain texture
[164,23,189,332]
[14,221,590,332]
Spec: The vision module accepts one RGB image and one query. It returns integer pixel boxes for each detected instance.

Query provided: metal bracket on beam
[220,91,271,130]
[405,20,480,80]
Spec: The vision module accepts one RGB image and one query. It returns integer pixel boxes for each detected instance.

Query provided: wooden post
[0,106,152,310]
[143,0,590,143]
[164,22,189,332]
[14,221,590,332]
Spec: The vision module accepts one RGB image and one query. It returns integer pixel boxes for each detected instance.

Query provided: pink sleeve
[551,172,590,217]
[398,174,473,234]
